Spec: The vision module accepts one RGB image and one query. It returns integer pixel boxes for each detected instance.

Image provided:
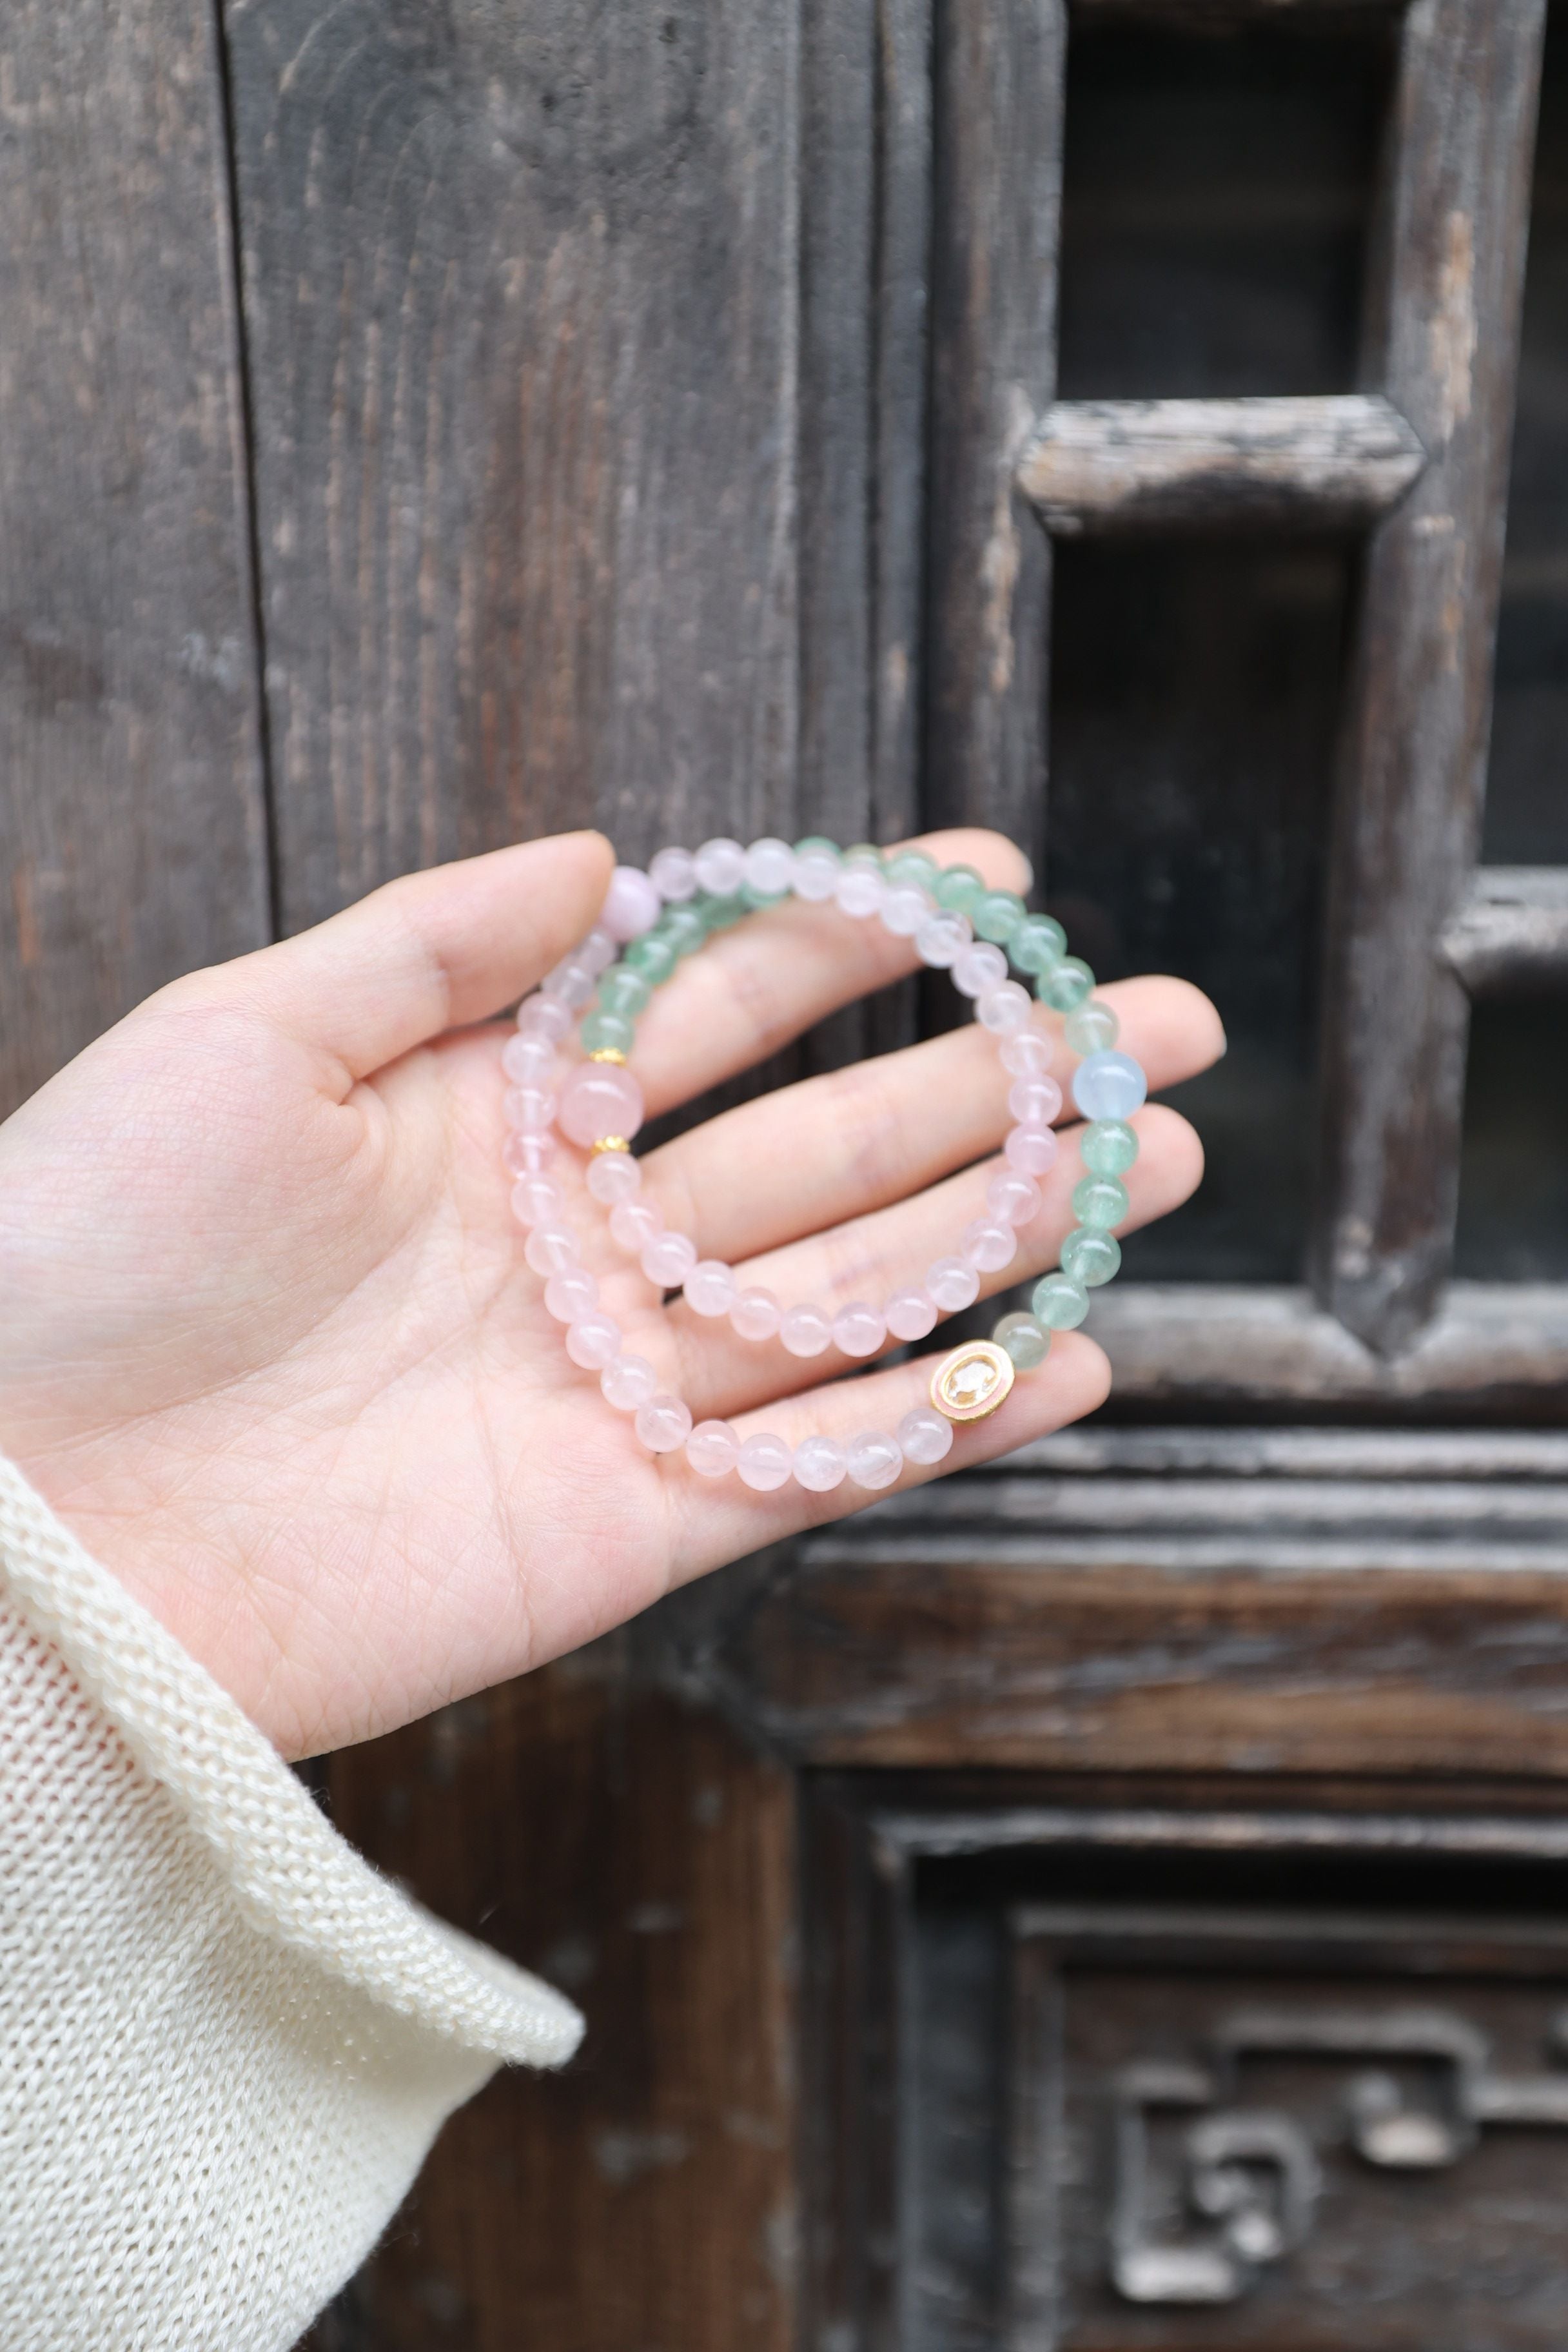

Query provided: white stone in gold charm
[929,1339,1015,1423]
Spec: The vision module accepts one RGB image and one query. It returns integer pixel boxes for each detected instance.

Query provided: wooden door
[5,3,1568,2347]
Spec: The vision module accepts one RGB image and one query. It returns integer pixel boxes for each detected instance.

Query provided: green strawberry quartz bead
[993,1310,1051,1368]
[1073,1175,1130,1230]
[883,848,941,892]
[1037,956,1095,1012]
[973,888,1027,945]
[695,890,747,931]
[1010,913,1067,975]
[624,931,679,985]
[1032,1272,1090,1329]
[1061,1226,1121,1286]
[582,1009,636,1057]
[1064,1000,1119,1055]
[793,834,841,861]
[934,863,986,916]
[597,965,652,1018]
[658,904,708,957]
[741,881,789,911]
[1081,1119,1139,1178]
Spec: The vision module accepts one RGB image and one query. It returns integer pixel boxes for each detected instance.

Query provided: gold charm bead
[591,1135,631,1156]
[930,1339,1015,1423]
[587,1046,628,1064]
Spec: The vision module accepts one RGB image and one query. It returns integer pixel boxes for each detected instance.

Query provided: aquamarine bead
[1073,1175,1130,1229]
[624,932,678,985]
[696,890,746,930]
[793,834,841,862]
[1032,1272,1090,1329]
[1064,999,1119,1055]
[1010,913,1067,975]
[1060,1226,1121,1286]
[883,848,941,892]
[1081,1119,1139,1178]
[597,966,652,1019]
[994,1309,1050,1368]
[1037,956,1095,1012]
[582,1009,636,1057]
[1072,1048,1148,1122]
[658,905,708,957]
[935,863,986,916]
[973,889,1027,945]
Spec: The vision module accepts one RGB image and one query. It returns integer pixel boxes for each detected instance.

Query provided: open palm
[0,829,1221,1758]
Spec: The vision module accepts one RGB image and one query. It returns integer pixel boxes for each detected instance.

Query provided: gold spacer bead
[587,1047,628,1064]
[591,1136,631,1156]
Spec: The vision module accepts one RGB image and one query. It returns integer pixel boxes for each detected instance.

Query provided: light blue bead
[1072,1175,1130,1230]
[1060,1226,1121,1286]
[1032,1273,1090,1329]
[1071,1048,1148,1122]
[1010,914,1066,975]
[993,1311,1050,1368]
[1064,1000,1119,1055]
[1036,956,1095,1012]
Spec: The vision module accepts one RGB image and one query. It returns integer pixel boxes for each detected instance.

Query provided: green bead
[696,890,746,931]
[973,889,1027,945]
[741,881,789,911]
[1060,1226,1121,1287]
[1073,1175,1130,1230]
[1032,1273,1090,1330]
[793,834,841,863]
[624,932,678,985]
[658,905,708,957]
[883,848,941,892]
[842,843,883,871]
[582,1009,636,1057]
[1010,913,1067,975]
[935,863,986,915]
[994,1310,1051,1369]
[598,966,652,1019]
[1037,956,1095,1012]
[1081,1119,1139,1178]
[1064,999,1119,1055]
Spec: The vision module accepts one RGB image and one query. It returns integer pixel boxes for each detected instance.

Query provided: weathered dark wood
[0,0,269,1115]
[1018,393,1426,533]
[1312,0,1549,1353]
[1442,864,1568,995]
[925,0,1066,863]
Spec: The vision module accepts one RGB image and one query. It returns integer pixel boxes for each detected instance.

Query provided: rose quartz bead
[558,1061,645,1149]
[881,884,932,937]
[502,1032,556,1085]
[927,1256,980,1312]
[781,1304,832,1357]
[517,994,572,1043]
[544,1267,598,1322]
[504,1083,556,1132]
[737,1431,793,1491]
[832,1302,887,1358]
[836,865,886,919]
[897,1407,954,1465]
[846,1429,903,1489]
[977,981,1032,1034]
[730,1286,782,1341]
[1005,1123,1059,1177]
[524,1222,581,1276]
[579,926,618,977]
[541,957,596,1008]
[687,1419,742,1477]
[602,1353,658,1411]
[1001,1028,1054,1078]
[953,943,1008,999]
[963,1217,1017,1273]
[610,1198,663,1253]
[694,836,747,894]
[503,1129,557,1178]
[685,1260,736,1317]
[601,865,662,941]
[886,1287,939,1342]
[915,911,970,968]
[586,1150,642,1206]
[744,838,796,896]
[642,1230,698,1289]
[649,845,699,902]
[793,1435,847,1492]
[635,1394,693,1454]
[987,1169,1041,1227]
[565,1312,622,1370]
[509,1174,562,1228]
[1008,1075,1063,1126]
[794,851,840,903]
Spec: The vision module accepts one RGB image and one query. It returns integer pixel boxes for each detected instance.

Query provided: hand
[0,829,1222,1757]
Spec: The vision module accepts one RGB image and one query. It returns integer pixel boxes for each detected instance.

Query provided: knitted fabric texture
[0,1455,582,2352]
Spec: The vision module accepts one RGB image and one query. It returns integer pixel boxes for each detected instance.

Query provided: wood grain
[1442,863,1568,995]
[0,0,268,1115]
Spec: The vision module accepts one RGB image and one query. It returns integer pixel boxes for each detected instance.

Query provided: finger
[181,833,614,1086]
[669,1101,1202,1420]
[646,974,1222,1268]
[665,1330,1112,1581]
[632,827,1030,1119]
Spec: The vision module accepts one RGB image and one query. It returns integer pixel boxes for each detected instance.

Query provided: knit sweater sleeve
[0,1455,583,2352]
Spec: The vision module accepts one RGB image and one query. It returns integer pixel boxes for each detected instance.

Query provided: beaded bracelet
[500,838,1147,1494]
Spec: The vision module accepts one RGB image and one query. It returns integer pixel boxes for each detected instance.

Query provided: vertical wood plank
[1313,0,1548,1352]
[0,0,268,1113]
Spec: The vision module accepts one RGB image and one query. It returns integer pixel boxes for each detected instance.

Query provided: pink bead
[544,1268,598,1322]
[635,1394,693,1454]
[730,1286,782,1342]
[525,1222,580,1276]
[694,836,747,894]
[502,1032,556,1085]
[600,865,662,942]
[687,1420,741,1477]
[586,1150,642,1206]
[846,1429,903,1489]
[610,1199,663,1253]
[737,1431,793,1491]
[927,1256,980,1312]
[642,1231,698,1289]
[602,1353,658,1411]
[579,927,618,977]
[541,957,596,1009]
[1008,1075,1063,1126]
[793,1435,847,1492]
[793,851,839,903]
[565,1312,622,1370]
[836,866,886,919]
[953,943,1008,999]
[881,885,932,938]
[987,1170,1041,1227]
[504,1083,556,1133]
[962,1217,1017,1273]
[503,1129,557,1177]
[558,1061,645,1150]
[1001,1028,1054,1078]
[509,1175,562,1228]
[915,912,970,968]
[685,1260,736,1317]
[977,981,1032,1034]
[780,1304,832,1358]
[832,1302,887,1358]
[886,1287,939,1342]
[1005,1123,1059,1177]
[744,838,796,895]
[517,994,572,1043]
[897,1407,954,1466]
[649,845,698,902]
